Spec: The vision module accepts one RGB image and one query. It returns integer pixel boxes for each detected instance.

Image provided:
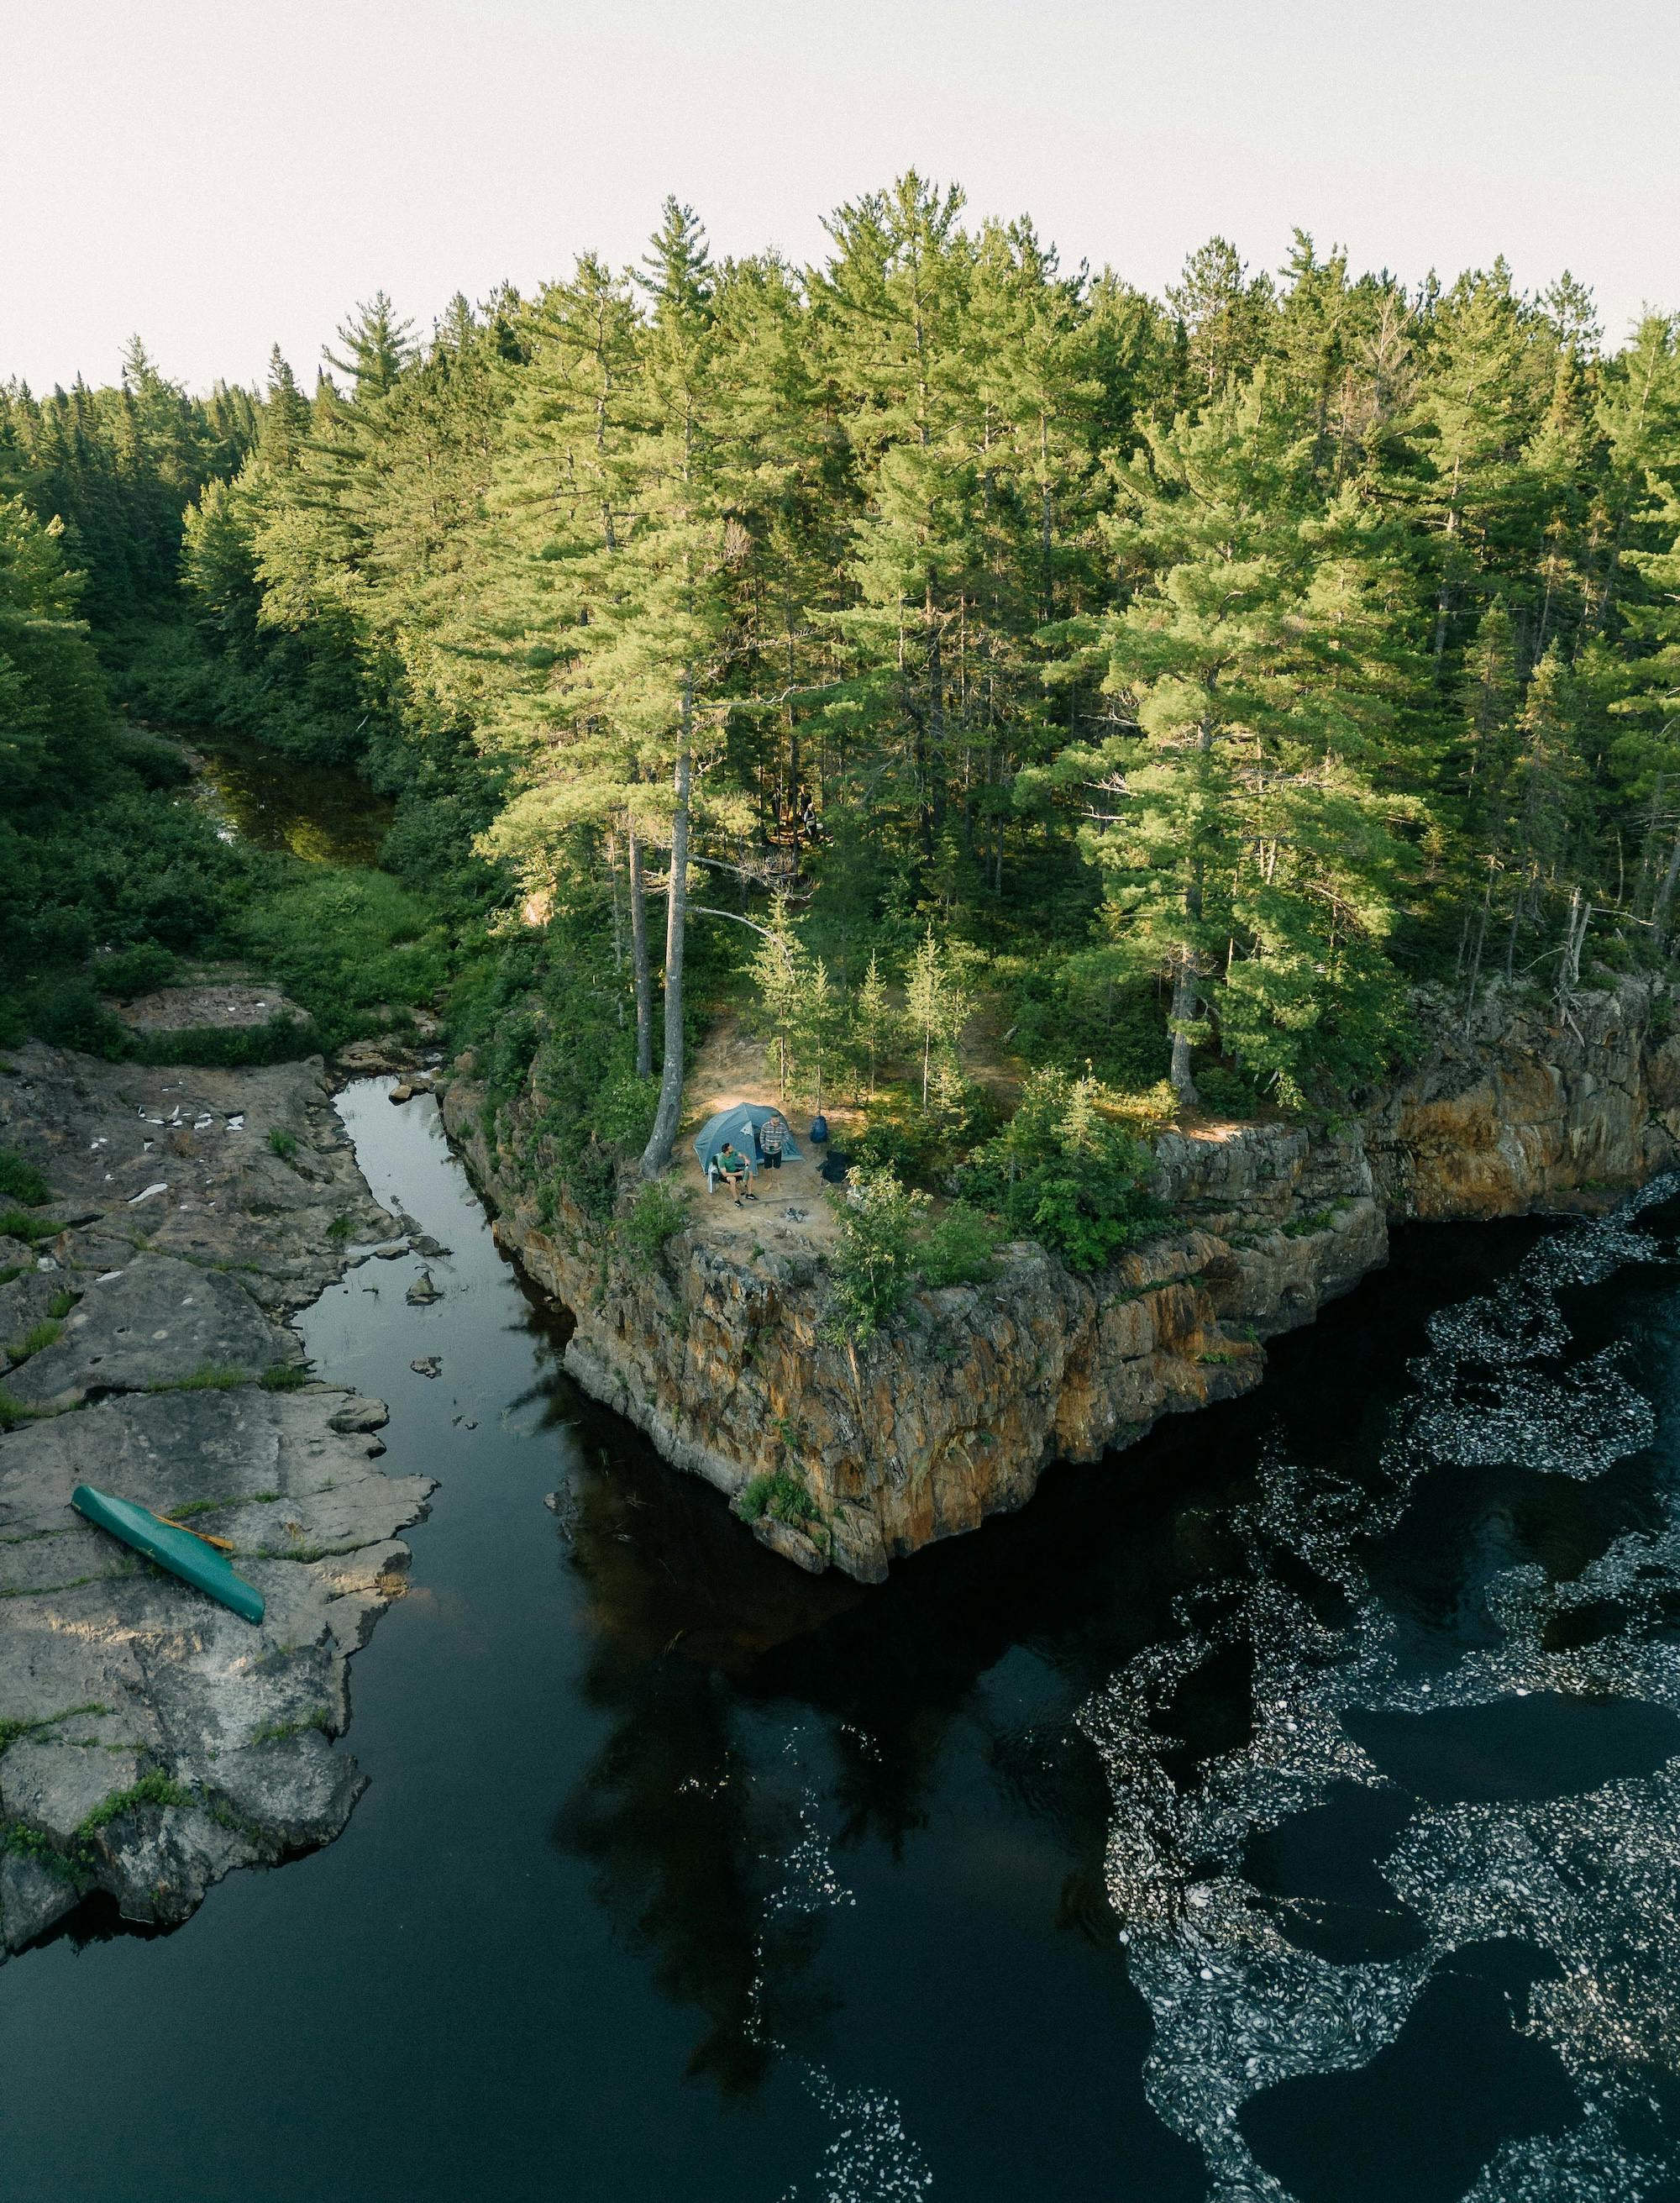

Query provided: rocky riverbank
[446,978,1680,1585]
[0,1016,436,1962]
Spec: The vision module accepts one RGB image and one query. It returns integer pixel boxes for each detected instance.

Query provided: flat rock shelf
[0,1028,436,1959]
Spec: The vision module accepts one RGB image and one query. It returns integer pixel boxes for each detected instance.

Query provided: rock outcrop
[0,1028,435,1961]
[444,979,1680,1589]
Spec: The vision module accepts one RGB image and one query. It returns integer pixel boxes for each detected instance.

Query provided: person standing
[759,1112,785,1171]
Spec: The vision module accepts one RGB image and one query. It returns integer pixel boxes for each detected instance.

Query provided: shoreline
[0,1025,438,1962]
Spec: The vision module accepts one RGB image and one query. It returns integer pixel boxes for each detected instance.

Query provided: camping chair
[706,1152,755,1195]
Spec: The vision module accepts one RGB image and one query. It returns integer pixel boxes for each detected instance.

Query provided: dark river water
[187,731,396,867]
[6,1091,1680,2200]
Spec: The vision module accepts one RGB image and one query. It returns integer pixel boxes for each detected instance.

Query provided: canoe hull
[71,1484,265,1624]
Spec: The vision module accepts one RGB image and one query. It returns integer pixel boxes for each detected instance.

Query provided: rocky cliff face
[444,979,1680,1585]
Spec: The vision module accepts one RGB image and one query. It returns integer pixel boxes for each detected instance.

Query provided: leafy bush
[918,1201,1001,1288]
[0,1207,55,1244]
[620,1180,690,1273]
[258,1363,309,1391]
[134,1015,320,1068]
[231,869,448,1049]
[851,1079,998,1190]
[96,942,178,999]
[960,1067,1164,1273]
[0,1148,50,1207]
[268,1127,300,1160]
[738,1470,820,1527]
[0,980,129,1056]
[822,1165,928,1343]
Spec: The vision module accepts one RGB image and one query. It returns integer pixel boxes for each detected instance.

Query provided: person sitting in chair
[716,1142,753,1204]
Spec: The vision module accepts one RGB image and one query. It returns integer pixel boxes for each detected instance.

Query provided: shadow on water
[6,1085,1680,2201]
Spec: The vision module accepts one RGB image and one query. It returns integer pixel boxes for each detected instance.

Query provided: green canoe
[71,1484,265,1625]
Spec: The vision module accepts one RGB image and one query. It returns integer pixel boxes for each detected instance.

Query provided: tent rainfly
[692,1104,801,1178]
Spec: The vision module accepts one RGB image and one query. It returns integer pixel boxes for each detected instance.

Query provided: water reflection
[184,728,395,865]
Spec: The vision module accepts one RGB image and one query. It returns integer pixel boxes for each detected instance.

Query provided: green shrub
[109,733,194,791]
[268,1127,299,1160]
[738,1470,820,1527]
[258,1362,308,1391]
[96,942,179,999]
[620,1180,690,1273]
[134,1014,319,1068]
[1190,1060,1267,1119]
[0,1386,43,1427]
[5,1319,60,1363]
[77,1770,192,1837]
[0,1149,50,1207]
[822,1165,928,1344]
[233,868,448,1049]
[960,1067,1164,1273]
[918,1202,1001,1288]
[0,1208,55,1245]
[10,981,129,1057]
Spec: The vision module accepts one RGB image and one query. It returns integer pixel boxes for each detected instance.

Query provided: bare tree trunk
[627,820,654,1080]
[1462,858,1495,1030]
[1556,885,1591,1001]
[639,718,692,1179]
[1653,836,1680,954]
[1168,945,1200,1107]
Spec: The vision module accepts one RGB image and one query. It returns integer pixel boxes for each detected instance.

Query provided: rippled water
[3,1086,1679,2201]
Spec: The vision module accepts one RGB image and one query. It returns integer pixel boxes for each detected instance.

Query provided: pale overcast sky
[3,0,1676,393]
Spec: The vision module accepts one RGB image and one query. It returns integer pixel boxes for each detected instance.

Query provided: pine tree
[853,951,894,1099]
[903,925,969,1107]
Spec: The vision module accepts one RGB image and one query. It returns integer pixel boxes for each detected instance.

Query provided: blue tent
[692,1104,801,1177]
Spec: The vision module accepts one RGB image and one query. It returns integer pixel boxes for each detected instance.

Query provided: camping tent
[692,1104,801,1179]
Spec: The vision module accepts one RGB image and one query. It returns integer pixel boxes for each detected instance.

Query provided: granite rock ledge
[0,1029,436,1962]
[444,980,1680,1585]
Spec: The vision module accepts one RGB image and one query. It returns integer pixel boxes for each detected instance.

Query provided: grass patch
[326,1212,357,1244]
[145,1364,251,1394]
[257,1363,308,1391]
[1283,1206,1343,1238]
[738,1470,821,1528]
[0,1816,85,1882]
[4,1318,61,1364]
[0,1209,56,1245]
[0,1385,46,1427]
[0,1703,108,1756]
[0,1149,51,1207]
[45,1289,76,1320]
[76,1769,192,1838]
[267,1127,299,1160]
[234,868,449,1051]
[134,1015,321,1069]
[249,1710,333,1745]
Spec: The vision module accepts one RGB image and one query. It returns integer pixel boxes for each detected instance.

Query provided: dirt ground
[674,1017,858,1259]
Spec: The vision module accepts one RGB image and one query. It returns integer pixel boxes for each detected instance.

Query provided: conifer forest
[6,177,1680,1185]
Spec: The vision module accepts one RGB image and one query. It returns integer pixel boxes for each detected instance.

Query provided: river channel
[4,809,1680,2200]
